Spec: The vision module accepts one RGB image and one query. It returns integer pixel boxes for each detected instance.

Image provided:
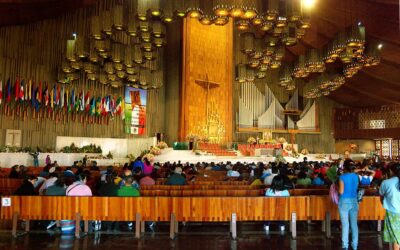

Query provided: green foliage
[60,143,102,154]
[106,151,113,159]
[326,165,338,183]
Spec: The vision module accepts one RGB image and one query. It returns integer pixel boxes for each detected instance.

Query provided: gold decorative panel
[179,18,233,143]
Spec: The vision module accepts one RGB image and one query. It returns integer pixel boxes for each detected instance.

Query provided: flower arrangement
[258,139,266,144]
[275,154,287,163]
[157,141,168,149]
[278,137,287,144]
[300,148,309,155]
[143,153,155,162]
[247,137,256,144]
[186,134,199,142]
[198,136,210,143]
[150,146,162,155]
[285,144,293,151]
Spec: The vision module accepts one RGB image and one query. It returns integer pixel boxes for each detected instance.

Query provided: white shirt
[264,174,278,185]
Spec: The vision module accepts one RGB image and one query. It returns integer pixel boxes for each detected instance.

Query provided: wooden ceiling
[0,0,398,107]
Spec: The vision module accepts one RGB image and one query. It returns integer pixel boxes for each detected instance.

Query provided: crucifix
[195,74,220,118]
[194,74,223,141]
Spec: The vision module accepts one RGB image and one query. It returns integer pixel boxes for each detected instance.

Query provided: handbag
[357,188,365,202]
[329,183,339,205]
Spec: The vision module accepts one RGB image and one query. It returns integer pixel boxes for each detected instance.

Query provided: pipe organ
[238,83,317,131]
[297,101,317,130]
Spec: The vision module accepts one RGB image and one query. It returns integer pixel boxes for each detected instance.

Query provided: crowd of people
[4,155,400,249]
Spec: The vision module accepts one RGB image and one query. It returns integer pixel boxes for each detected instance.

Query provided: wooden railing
[0,195,385,239]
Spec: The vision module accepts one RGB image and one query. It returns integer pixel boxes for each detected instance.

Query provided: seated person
[166,167,187,185]
[117,176,140,197]
[39,169,58,195]
[265,175,290,197]
[265,174,290,231]
[14,175,38,195]
[264,167,279,186]
[296,171,312,186]
[98,174,119,197]
[45,175,67,196]
[66,173,92,196]
[139,174,156,186]
[9,165,20,179]
[312,173,325,186]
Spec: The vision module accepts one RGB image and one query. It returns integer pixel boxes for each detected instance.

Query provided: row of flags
[0,78,125,119]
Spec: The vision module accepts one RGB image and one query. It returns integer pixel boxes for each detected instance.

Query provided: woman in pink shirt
[143,158,154,176]
[66,173,92,196]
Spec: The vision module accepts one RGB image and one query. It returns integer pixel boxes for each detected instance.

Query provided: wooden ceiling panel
[0,0,398,108]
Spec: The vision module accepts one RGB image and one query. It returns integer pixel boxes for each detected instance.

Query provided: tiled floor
[0,222,388,250]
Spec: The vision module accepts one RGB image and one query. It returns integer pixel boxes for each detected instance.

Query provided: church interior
[0,0,399,249]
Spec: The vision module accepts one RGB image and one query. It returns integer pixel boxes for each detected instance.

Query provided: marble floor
[0,221,388,250]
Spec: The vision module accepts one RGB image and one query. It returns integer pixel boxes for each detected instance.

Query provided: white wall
[56,136,156,159]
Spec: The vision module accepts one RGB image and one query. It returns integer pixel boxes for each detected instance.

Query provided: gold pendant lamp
[124,46,133,68]
[75,36,89,59]
[133,44,144,64]
[266,0,279,21]
[111,43,123,63]
[66,40,76,62]
[148,0,162,17]
[186,0,203,19]
[113,5,124,31]
[213,0,230,17]
[137,0,150,21]
[162,0,174,22]
[91,16,102,40]
[241,33,255,54]
[127,15,138,37]
[102,10,113,36]
[152,20,165,38]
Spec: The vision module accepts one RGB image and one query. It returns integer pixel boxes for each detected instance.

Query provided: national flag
[80,90,85,112]
[89,97,95,116]
[116,97,122,115]
[50,85,54,109]
[69,89,75,112]
[75,93,80,112]
[105,96,110,113]
[60,86,64,108]
[101,97,106,116]
[6,78,11,103]
[27,80,32,101]
[38,81,43,104]
[95,97,102,116]
[14,78,20,102]
[121,99,125,120]
[84,91,90,112]
[65,88,69,109]
[31,84,36,109]
[0,80,2,105]
[44,85,49,106]
[19,80,24,101]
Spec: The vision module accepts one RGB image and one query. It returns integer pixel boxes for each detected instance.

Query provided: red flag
[14,78,20,102]
[38,81,43,103]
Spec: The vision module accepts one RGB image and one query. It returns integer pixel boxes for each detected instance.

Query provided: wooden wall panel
[0,0,164,148]
[180,18,233,143]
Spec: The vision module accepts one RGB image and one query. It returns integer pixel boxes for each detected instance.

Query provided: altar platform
[154,149,347,164]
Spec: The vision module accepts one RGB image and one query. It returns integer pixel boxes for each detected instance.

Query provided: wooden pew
[1,196,309,239]
[0,179,23,195]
